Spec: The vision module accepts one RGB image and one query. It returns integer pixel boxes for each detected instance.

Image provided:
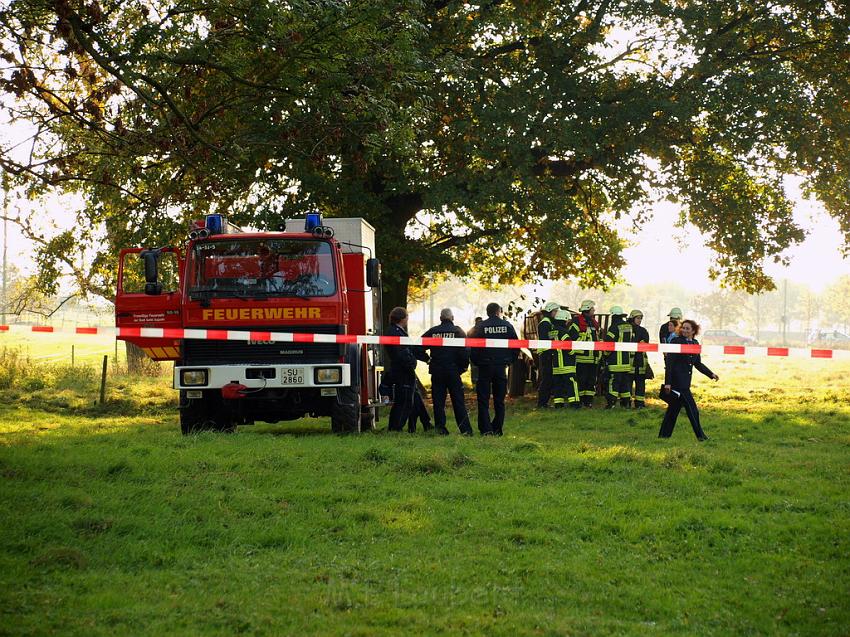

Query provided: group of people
[381,301,719,441]
[383,303,516,436]
[535,301,719,440]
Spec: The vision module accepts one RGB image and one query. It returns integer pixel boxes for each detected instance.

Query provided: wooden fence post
[100,355,108,404]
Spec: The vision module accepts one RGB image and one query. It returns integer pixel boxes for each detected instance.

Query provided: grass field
[1,331,128,368]
[0,346,848,636]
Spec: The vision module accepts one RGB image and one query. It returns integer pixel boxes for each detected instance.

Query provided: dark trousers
[576,362,597,406]
[432,371,472,434]
[607,371,632,406]
[632,373,646,406]
[475,364,507,435]
[537,351,553,407]
[659,387,707,440]
[552,372,579,406]
[407,387,431,432]
[387,372,415,431]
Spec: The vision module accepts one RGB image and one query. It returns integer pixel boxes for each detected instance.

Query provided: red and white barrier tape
[2,324,849,360]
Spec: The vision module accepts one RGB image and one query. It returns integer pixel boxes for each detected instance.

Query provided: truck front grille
[182,325,344,365]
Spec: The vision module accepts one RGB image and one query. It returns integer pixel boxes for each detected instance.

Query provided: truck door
[115,247,183,361]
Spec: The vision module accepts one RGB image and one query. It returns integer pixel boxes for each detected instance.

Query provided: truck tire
[331,384,361,434]
[180,391,235,435]
[180,392,209,434]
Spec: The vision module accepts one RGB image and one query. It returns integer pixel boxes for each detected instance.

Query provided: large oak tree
[1,0,848,314]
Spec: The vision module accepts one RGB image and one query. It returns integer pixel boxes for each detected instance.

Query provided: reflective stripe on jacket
[631,324,649,374]
[568,321,600,364]
[553,323,576,374]
[536,316,554,354]
[605,319,634,372]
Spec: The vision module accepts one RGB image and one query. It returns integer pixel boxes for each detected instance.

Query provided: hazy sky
[619,178,848,294]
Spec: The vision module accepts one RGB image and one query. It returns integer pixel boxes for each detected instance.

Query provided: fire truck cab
[115,214,382,434]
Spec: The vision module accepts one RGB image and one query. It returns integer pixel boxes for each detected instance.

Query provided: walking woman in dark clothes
[659,319,720,441]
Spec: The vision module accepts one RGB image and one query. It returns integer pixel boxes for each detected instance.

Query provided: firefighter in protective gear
[628,309,651,408]
[552,309,580,409]
[660,307,683,343]
[567,299,601,408]
[536,301,561,408]
[605,306,634,408]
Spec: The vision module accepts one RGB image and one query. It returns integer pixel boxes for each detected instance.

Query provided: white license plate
[280,369,305,385]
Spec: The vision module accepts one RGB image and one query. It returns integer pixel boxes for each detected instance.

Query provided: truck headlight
[315,367,341,384]
[181,369,209,386]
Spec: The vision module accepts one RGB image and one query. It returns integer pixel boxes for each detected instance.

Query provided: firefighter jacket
[536,316,554,354]
[421,320,469,375]
[568,313,601,364]
[664,336,715,389]
[605,316,634,372]
[470,316,519,367]
[553,320,577,374]
[630,323,650,374]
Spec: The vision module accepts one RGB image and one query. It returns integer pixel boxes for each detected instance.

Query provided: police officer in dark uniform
[421,308,473,435]
[470,302,518,436]
[385,306,428,431]
[536,301,561,408]
[659,319,719,441]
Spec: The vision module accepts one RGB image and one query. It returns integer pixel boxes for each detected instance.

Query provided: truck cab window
[121,251,180,294]
[190,239,336,297]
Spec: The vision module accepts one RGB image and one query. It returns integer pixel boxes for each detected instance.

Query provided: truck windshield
[189,238,336,298]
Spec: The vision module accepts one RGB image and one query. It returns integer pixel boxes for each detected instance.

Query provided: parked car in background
[812,330,850,343]
[701,329,755,346]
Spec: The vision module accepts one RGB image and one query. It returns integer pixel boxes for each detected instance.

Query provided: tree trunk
[380,267,412,333]
[373,191,423,331]
[125,341,147,374]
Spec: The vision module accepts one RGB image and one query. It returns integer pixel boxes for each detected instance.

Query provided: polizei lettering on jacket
[483,326,509,335]
[201,307,321,321]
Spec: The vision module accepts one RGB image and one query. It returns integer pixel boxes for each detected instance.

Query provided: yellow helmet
[629,309,643,319]
[579,299,595,312]
[543,301,560,313]
[609,306,625,316]
[668,307,683,319]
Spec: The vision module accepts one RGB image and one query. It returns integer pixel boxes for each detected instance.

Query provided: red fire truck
[115,214,383,434]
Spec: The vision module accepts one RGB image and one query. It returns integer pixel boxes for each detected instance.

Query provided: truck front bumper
[174,363,352,390]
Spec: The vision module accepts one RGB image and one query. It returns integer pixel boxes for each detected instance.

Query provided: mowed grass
[0,353,849,636]
[1,330,125,367]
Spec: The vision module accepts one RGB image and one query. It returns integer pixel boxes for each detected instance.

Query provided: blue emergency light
[305,213,322,232]
[205,214,224,234]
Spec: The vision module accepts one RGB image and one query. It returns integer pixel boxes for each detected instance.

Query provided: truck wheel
[331,385,361,434]
[180,392,209,435]
[180,392,235,434]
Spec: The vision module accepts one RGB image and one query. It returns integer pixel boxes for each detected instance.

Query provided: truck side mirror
[140,248,163,295]
[366,258,381,288]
